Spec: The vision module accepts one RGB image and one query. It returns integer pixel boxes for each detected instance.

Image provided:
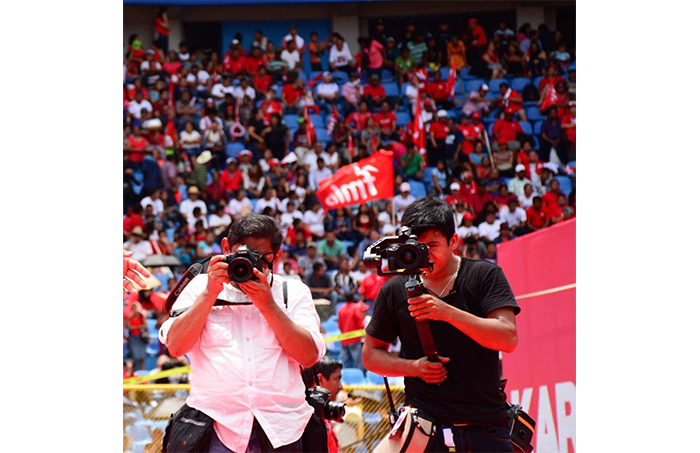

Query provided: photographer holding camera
[159,213,326,453]
[362,197,521,452]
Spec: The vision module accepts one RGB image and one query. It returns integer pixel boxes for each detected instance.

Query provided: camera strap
[168,258,288,317]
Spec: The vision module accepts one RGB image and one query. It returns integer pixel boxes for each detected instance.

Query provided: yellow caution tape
[324,329,366,343]
[123,365,191,385]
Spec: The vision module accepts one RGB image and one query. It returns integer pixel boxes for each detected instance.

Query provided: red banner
[498,219,576,453]
[316,150,394,210]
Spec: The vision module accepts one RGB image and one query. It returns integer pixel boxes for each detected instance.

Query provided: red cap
[468,18,477,25]
[463,212,474,221]
[470,111,481,120]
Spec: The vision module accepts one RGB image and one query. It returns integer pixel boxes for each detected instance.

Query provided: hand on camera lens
[238,267,274,309]
[413,355,450,384]
[206,255,230,295]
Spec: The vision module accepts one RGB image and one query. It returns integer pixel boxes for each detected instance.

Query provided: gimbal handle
[405,275,440,363]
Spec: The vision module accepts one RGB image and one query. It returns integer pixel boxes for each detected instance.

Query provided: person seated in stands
[374,100,397,142]
[308,31,326,72]
[329,33,356,74]
[347,100,372,136]
[281,76,304,114]
[427,70,452,110]
[265,48,288,84]
[525,195,549,233]
[281,39,302,74]
[383,36,400,76]
[495,82,527,121]
[316,71,340,115]
[253,65,273,99]
[361,73,386,111]
[492,110,523,151]
[245,44,267,77]
[394,46,415,86]
[233,76,256,104]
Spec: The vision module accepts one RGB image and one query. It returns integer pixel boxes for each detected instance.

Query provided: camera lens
[400,249,416,264]
[395,244,419,269]
[228,259,253,283]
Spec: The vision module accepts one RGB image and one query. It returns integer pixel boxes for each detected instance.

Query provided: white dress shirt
[159,275,325,452]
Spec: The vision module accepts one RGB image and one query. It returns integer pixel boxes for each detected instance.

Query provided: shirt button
[246,337,250,341]
[245,316,249,320]
[247,358,251,361]
[248,382,253,386]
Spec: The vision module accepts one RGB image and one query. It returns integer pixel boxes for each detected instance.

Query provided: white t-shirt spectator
[329,42,353,68]
[179,198,207,220]
[280,210,304,228]
[140,196,164,216]
[180,129,202,150]
[199,115,224,134]
[309,167,333,191]
[128,99,153,119]
[212,83,235,100]
[499,206,527,229]
[393,194,416,222]
[196,70,211,90]
[141,60,162,72]
[303,209,326,237]
[255,197,283,215]
[478,220,502,241]
[457,225,479,240]
[316,82,339,99]
[227,196,253,218]
[124,240,154,262]
[281,49,301,70]
[303,151,331,171]
[519,192,536,210]
[209,212,232,235]
[233,85,256,101]
[283,34,305,52]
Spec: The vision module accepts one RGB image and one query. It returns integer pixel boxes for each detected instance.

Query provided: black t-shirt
[365,257,520,425]
[265,124,288,160]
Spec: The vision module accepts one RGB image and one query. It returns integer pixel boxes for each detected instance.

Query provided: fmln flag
[327,104,340,136]
[303,106,316,144]
[413,91,427,159]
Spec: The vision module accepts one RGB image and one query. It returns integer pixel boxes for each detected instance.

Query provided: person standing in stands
[154,9,169,53]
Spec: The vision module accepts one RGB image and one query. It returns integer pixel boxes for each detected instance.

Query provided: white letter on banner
[555,382,576,453]
[510,388,533,413]
[340,179,368,203]
[352,164,379,196]
[331,185,345,204]
[536,385,559,453]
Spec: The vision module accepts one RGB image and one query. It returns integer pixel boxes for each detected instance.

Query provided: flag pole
[483,129,496,170]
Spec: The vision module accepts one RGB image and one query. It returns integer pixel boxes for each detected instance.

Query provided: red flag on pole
[540,84,558,113]
[446,63,457,99]
[413,91,427,159]
[327,104,340,136]
[316,150,395,211]
[303,106,316,144]
[348,134,354,160]
[307,72,324,88]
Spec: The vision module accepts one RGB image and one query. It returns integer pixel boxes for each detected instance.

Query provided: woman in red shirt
[260,90,283,125]
[124,302,149,371]
[126,125,149,164]
[482,41,505,80]
[162,50,182,77]
[154,9,169,53]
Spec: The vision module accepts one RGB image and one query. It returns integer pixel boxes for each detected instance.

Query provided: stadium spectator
[308,31,326,72]
[399,143,425,182]
[393,182,416,222]
[374,100,398,142]
[281,76,304,113]
[394,46,415,84]
[496,82,526,121]
[561,101,576,161]
[233,76,256,103]
[503,42,525,77]
[317,231,347,271]
[357,267,387,313]
[261,113,289,160]
[541,178,563,214]
[128,91,153,120]
[340,71,362,112]
[243,162,265,199]
[125,124,150,165]
[427,70,451,109]
[492,110,523,150]
[253,65,273,95]
[360,117,382,153]
[316,72,340,114]
[461,83,491,118]
[526,41,548,77]
[429,110,451,166]
[383,36,400,74]
[309,157,333,191]
[525,195,549,233]
[540,106,566,163]
[283,24,305,57]
[482,40,506,79]
[337,295,368,370]
[226,188,253,219]
[362,73,386,111]
[329,33,355,74]
[281,39,302,73]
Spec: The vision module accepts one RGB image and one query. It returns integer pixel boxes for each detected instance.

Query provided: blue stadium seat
[331,71,349,84]
[522,101,538,108]
[465,79,487,93]
[511,77,532,92]
[225,141,245,159]
[567,161,576,168]
[381,69,394,83]
[341,368,367,385]
[309,71,323,85]
[314,128,330,142]
[322,319,338,333]
[325,329,341,354]
[366,371,386,385]
[408,180,427,198]
[533,121,543,136]
[519,121,533,135]
[395,111,411,127]
[309,114,325,128]
[288,127,298,139]
[439,67,451,80]
[533,76,544,89]
[555,176,573,197]
[488,78,509,93]
[423,167,436,185]
[283,114,299,127]
[382,82,400,98]
[526,107,545,122]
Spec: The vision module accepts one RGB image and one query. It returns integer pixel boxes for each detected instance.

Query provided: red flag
[307,72,324,88]
[348,134,354,160]
[327,104,340,136]
[303,106,316,144]
[446,64,457,99]
[370,132,377,152]
[540,84,558,113]
[413,91,427,158]
[316,150,395,211]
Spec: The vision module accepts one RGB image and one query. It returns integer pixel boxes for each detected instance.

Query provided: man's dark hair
[312,262,325,272]
[227,213,283,253]
[401,197,456,242]
[315,355,342,380]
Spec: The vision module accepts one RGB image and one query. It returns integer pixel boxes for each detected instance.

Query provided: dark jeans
[209,418,303,453]
[430,424,513,453]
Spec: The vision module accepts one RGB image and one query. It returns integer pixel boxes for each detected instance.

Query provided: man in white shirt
[281,40,301,72]
[211,76,236,107]
[227,189,254,219]
[393,182,416,222]
[302,141,331,172]
[179,186,208,221]
[328,35,355,73]
[140,189,164,217]
[508,164,533,198]
[254,188,284,215]
[123,226,154,262]
[233,77,256,102]
[209,204,232,237]
[160,214,325,453]
[315,72,339,101]
[309,157,333,191]
[499,196,527,230]
[477,211,502,241]
[282,25,305,56]
[280,201,304,229]
[128,91,153,119]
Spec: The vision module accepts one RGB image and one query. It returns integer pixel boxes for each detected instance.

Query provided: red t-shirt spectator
[430,121,450,139]
[526,205,547,229]
[337,302,368,346]
[499,89,523,115]
[163,60,182,76]
[224,57,246,75]
[374,111,396,133]
[127,135,149,163]
[358,274,387,301]
[468,190,493,216]
[254,73,273,93]
[539,74,564,92]
[347,111,373,131]
[245,56,267,74]
[261,100,283,125]
[458,124,483,155]
[541,190,561,214]
[281,83,302,105]
[123,212,145,234]
[363,84,386,102]
[492,119,523,146]
[427,81,448,102]
[471,25,488,48]
[220,168,243,192]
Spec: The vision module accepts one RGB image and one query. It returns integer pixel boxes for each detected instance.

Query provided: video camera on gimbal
[362,226,433,276]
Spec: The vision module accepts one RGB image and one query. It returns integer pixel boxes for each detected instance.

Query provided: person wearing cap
[362,73,386,111]
[179,185,208,222]
[329,34,355,74]
[507,164,533,200]
[393,181,416,222]
[445,181,467,207]
[461,82,492,118]
[161,213,325,453]
[428,110,451,166]
[456,210,479,241]
[316,72,340,114]
[123,224,156,265]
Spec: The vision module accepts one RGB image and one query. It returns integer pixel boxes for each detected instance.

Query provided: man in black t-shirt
[363,197,520,452]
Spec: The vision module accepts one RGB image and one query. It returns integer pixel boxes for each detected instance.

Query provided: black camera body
[223,245,263,283]
[363,226,433,276]
[305,386,346,423]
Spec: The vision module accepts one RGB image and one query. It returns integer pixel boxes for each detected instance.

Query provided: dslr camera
[363,226,432,276]
[305,386,346,423]
[223,245,264,283]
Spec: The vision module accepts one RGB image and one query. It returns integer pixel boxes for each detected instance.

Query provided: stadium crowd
[123,13,576,378]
